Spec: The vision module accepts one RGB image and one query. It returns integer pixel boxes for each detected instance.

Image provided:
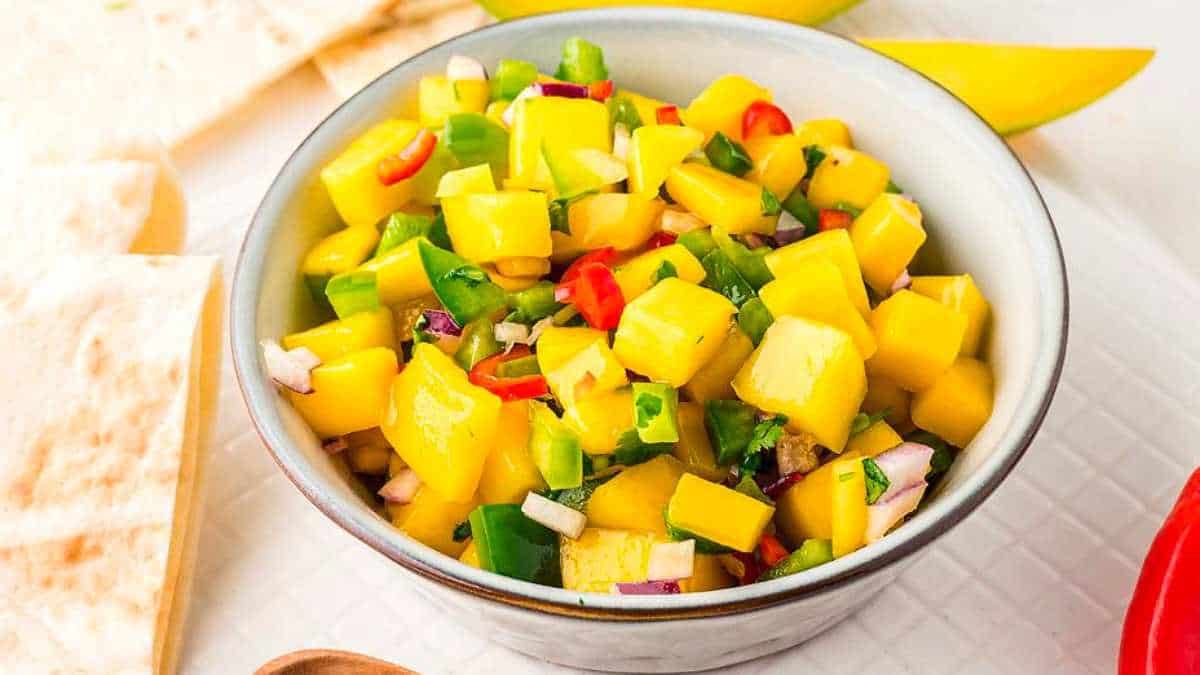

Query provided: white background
[176,1,1200,672]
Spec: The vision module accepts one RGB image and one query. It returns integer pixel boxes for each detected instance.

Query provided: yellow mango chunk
[794,119,852,149]
[587,455,685,534]
[682,326,755,405]
[910,274,991,357]
[627,124,704,195]
[845,420,903,457]
[830,458,868,557]
[673,402,726,482]
[863,376,912,429]
[391,486,478,557]
[509,96,610,192]
[301,226,380,278]
[560,528,660,593]
[562,388,635,455]
[536,327,608,372]
[911,357,994,447]
[680,554,736,593]
[459,541,481,568]
[382,343,502,502]
[418,75,489,128]
[283,307,396,363]
[684,75,772,143]
[665,163,776,235]
[320,119,420,228]
[764,229,870,317]
[613,278,737,387]
[617,88,671,127]
[868,290,966,392]
[478,400,547,505]
[613,244,706,302]
[850,194,927,294]
[744,133,808,201]
[442,191,553,264]
[666,474,775,553]
[494,256,550,279]
[485,266,541,292]
[566,192,665,251]
[776,458,838,543]
[806,145,890,211]
[758,259,876,359]
[435,163,497,198]
[733,316,867,452]
[546,341,629,410]
[359,237,434,305]
[289,347,399,439]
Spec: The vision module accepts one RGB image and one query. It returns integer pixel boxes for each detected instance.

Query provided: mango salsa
[288,347,399,439]
[627,124,705,195]
[478,400,547,504]
[442,191,553,263]
[682,326,755,405]
[613,244,707,302]
[910,274,991,356]
[509,96,610,192]
[672,402,726,482]
[560,528,660,593]
[850,193,927,294]
[666,474,775,553]
[391,486,478,557]
[684,75,772,142]
[566,192,665,251]
[764,229,871,317]
[320,119,421,228]
[794,119,852,149]
[419,75,490,128]
[911,357,994,447]
[282,307,397,362]
[868,290,967,392]
[806,145,890,211]
[587,455,685,534]
[744,133,808,201]
[301,226,381,280]
[863,375,912,429]
[541,332,629,409]
[830,458,868,557]
[665,163,777,235]
[844,420,904,457]
[562,388,635,455]
[358,237,435,305]
[757,259,877,359]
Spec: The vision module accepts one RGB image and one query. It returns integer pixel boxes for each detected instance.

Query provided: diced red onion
[260,339,320,394]
[773,209,807,245]
[647,540,695,581]
[494,321,530,346]
[660,208,706,234]
[446,54,487,81]
[612,123,631,161]
[872,442,934,503]
[538,81,589,99]
[521,492,587,539]
[421,309,461,337]
[865,482,927,543]
[890,269,912,294]
[613,580,682,595]
[763,471,805,498]
[322,437,349,454]
[378,468,422,504]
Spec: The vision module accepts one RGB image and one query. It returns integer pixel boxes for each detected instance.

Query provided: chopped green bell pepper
[761,188,782,217]
[454,318,502,371]
[529,400,583,490]
[704,399,758,466]
[555,36,608,84]
[376,212,434,257]
[443,113,509,177]
[608,95,643,131]
[506,281,562,323]
[496,354,540,378]
[802,145,826,180]
[713,228,773,289]
[700,250,756,308]
[677,228,717,260]
[418,240,507,326]
[758,539,834,581]
[704,132,752,177]
[491,59,538,101]
[737,297,773,346]
[781,186,819,235]
[468,504,562,586]
[324,270,380,319]
[632,382,680,444]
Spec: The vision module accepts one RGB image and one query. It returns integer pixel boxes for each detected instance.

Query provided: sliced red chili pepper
[656,105,682,126]
[468,345,550,401]
[560,246,619,285]
[742,100,793,140]
[570,263,625,330]
[587,79,614,101]
[818,208,853,232]
[377,129,437,186]
[646,231,678,249]
[758,534,789,568]
[762,471,805,499]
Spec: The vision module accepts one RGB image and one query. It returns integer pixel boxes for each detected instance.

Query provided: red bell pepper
[742,100,793,139]
[656,105,683,126]
[565,263,625,330]
[758,534,789,568]
[468,345,549,401]
[377,129,437,185]
[555,246,619,302]
[588,79,614,101]
[646,231,678,249]
[1119,467,1200,675]
[818,208,853,232]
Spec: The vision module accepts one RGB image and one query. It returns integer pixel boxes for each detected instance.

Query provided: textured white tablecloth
[176,1,1200,672]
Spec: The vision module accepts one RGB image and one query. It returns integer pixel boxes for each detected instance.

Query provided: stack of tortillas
[0,0,491,672]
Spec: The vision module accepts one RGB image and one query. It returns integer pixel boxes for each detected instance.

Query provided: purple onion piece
[890,269,912,294]
[421,309,462,337]
[614,580,682,595]
[537,82,589,99]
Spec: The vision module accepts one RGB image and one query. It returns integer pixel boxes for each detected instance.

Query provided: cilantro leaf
[862,458,890,505]
[802,145,826,180]
[452,520,472,542]
[748,415,788,456]
[549,199,571,234]
[654,260,678,283]
[635,393,663,429]
[761,187,782,216]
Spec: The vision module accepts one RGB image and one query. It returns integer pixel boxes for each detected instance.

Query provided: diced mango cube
[911,357,994,447]
[301,226,380,278]
[733,316,867,452]
[666,474,775,553]
[283,307,396,363]
[391,485,478,557]
[478,400,547,505]
[764,229,871,317]
[680,554,736,592]
[536,326,609,372]
[776,459,838,543]
[494,256,550,278]
[359,237,434,305]
[806,146,890,211]
[844,420,903,457]
[682,326,755,405]
[320,119,421,227]
[566,192,665,251]
[794,119,852,149]
[758,259,876,359]
[744,133,808,202]
[289,347,399,439]
[459,541,481,567]
[684,75,772,143]
[627,124,705,195]
[910,274,991,357]
[418,75,489,128]
[435,163,497,198]
[509,96,610,192]
[442,191,552,264]
[830,458,868,557]
[382,343,502,502]
[560,528,660,593]
[665,163,776,235]
[587,456,685,534]
[562,388,635,455]
[613,244,707,302]
[672,402,726,482]
[850,194,927,294]
[863,376,912,429]
[544,340,629,410]
[868,290,966,392]
[613,278,737,387]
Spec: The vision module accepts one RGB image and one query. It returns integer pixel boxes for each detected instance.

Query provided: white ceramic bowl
[232,9,1067,672]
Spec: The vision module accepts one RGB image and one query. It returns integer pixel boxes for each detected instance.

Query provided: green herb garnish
[761,188,782,216]
[653,260,678,283]
[452,520,472,542]
[802,145,826,180]
[862,458,890,505]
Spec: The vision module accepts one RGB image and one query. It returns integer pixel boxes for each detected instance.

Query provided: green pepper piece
[700,250,756,308]
[612,430,674,468]
[781,186,819,235]
[802,145,826,180]
[496,354,540,378]
[761,188,782,217]
[632,382,680,444]
[677,228,717,260]
[469,504,562,586]
[758,539,834,581]
[737,297,773,346]
[443,113,509,177]
[417,240,507,326]
[529,400,583,490]
[704,132,752,177]
[376,212,434,257]
[553,473,616,513]
[454,318,502,371]
[704,399,758,466]
[491,59,538,101]
[832,201,863,219]
[304,273,331,307]
[506,281,562,323]
[608,95,643,131]
[555,36,608,84]
[325,270,380,319]
[713,228,773,289]
[885,179,904,194]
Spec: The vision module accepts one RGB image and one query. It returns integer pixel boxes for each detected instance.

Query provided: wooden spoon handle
[255,649,418,675]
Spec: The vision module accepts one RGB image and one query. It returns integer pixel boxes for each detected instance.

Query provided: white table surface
[176,1,1200,672]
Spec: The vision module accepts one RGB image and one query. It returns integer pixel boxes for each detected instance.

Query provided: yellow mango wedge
[479,0,862,26]
[860,41,1153,135]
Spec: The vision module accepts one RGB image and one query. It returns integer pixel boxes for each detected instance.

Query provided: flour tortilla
[0,0,397,152]
[0,255,222,675]
[315,3,493,99]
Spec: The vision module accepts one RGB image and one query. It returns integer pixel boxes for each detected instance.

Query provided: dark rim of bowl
[232,7,1069,621]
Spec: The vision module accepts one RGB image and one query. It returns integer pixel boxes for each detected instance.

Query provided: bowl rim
[231,7,1068,621]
